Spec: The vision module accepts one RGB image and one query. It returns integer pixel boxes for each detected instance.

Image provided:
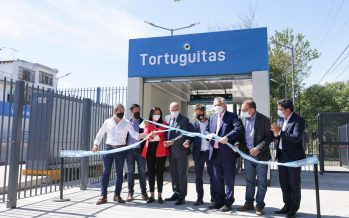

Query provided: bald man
[164,102,190,205]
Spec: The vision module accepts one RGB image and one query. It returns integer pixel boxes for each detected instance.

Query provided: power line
[318,43,349,83]
[318,0,346,52]
[327,50,349,76]
[334,63,349,80]
[315,0,336,45]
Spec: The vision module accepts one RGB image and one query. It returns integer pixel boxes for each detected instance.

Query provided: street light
[144,21,200,36]
[272,41,296,112]
[56,72,72,89]
[270,78,288,98]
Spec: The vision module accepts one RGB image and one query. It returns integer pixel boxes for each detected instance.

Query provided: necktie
[214,113,222,148]
[168,117,175,139]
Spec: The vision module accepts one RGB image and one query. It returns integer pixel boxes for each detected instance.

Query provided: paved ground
[0,171,348,218]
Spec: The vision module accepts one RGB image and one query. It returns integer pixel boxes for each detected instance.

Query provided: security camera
[184,43,191,50]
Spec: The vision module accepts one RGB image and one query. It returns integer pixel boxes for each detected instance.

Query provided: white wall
[252,71,270,118]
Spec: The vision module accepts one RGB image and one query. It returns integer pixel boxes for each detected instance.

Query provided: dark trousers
[146,143,166,193]
[278,152,302,212]
[194,150,214,200]
[126,148,147,194]
[212,149,236,207]
[170,154,188,200]
[101,145,127,197]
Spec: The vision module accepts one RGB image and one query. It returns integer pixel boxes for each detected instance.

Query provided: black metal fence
[0,79,127,208]
[318,112,349,174]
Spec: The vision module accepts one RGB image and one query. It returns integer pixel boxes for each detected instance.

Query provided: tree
[269,29,320,120]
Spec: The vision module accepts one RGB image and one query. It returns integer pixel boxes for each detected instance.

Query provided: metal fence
[0,79,127,208]
[59,87,127,106]
[318,112,349,173]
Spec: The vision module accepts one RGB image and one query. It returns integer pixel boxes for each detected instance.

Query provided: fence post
[7,80,25,209]
[314,163,321,218]
[317,113,324,174]
[96,87,101,104]
[80,98,92,190]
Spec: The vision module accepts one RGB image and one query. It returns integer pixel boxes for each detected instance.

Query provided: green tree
[269,29,320,120]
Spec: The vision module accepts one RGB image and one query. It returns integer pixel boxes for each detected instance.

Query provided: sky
[0,0,348,89]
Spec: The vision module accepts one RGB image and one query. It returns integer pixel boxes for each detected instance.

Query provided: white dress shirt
[199,120,210,151]
[277,113,294,150]
[94,117,140,146]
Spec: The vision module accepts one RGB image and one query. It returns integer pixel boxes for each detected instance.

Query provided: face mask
[196,114,205,121]
[215,106,224,114]
[241,111,251,118]
[277,109,285,118]
[133,112,140,119]
[170,111,179,118]
[116,112,124,119]
[152,114,161,121]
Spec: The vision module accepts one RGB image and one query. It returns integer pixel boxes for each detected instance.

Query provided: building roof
[0,59,58,73]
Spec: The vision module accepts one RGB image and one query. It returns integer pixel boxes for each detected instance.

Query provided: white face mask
[215,106,224,114]
[241,111,251,118]
[152,114,160,122]
[277,109,285,118]
[170,111,179,118]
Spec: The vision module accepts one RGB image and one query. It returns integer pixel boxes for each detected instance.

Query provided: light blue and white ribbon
[60,120,318,168]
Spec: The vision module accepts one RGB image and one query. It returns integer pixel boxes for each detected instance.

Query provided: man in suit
[183,104,214,206]
[271,98,306,218]
[164,102,190,205]
[206,97,243,212]
[125,104,149,202]
[237,100,273,216]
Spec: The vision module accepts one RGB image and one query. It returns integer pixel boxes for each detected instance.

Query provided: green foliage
[269,29,320,120]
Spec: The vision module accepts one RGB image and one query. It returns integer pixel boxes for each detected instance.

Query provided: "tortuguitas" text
[140,50,226,67]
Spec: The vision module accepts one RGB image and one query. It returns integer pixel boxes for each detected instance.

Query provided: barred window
[18,67,35,83]
[39,71,53,86]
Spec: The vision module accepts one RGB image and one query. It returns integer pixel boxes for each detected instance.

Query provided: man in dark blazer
[205,97,243,212]
[184,104,214,206]
[237,100,273,216]
[271,98,306,218]
[164,102,190,205]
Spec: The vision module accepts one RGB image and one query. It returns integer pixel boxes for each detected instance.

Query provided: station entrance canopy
[127,27,270,117]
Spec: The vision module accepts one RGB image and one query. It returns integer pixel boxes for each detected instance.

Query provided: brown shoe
[113,195,126,203]
[96,196,107,205]
[256,207,264,216]
[141,193,149,201]
[237,202,255,211]
[126,193,133,202]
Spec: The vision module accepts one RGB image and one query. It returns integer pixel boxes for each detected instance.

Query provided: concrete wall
[252,71,270,118]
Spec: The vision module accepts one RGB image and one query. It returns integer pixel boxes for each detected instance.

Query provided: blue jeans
[101,145,127,197]
[126,148,147,194]
[244,158,268,209]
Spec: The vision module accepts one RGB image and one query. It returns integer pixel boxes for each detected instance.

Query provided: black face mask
[116,112,124,119]
[133,112,140,119]
[196,114,205,121]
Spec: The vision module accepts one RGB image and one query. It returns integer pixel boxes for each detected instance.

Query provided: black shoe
[208,203,223,210]
[275,206,289,214]
[220,205,232,212]
[146,197,155,204]
[165,193,179,201]
[193,199,204,206]
[113,195,125,203]
[158,197,164,204]
[174,198,185,205]
[287,211,297,218]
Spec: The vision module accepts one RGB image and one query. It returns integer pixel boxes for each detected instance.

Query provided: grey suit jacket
[167,113,190,158]
[241,112,273,161]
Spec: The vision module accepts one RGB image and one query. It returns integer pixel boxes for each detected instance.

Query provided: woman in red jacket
[142,106,169,204]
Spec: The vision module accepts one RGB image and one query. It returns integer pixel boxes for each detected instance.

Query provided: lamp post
[144,21,200,36]
[273,41,296,112]
[56,72,72,89]
[270,78,288,98]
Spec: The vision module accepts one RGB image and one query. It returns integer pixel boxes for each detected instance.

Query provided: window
[18,67,35,83]
[39,71,53,86]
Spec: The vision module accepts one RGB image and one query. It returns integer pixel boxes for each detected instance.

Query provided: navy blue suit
[190,119,214,201]
[206,111,243,207]
[275,113,306,213]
